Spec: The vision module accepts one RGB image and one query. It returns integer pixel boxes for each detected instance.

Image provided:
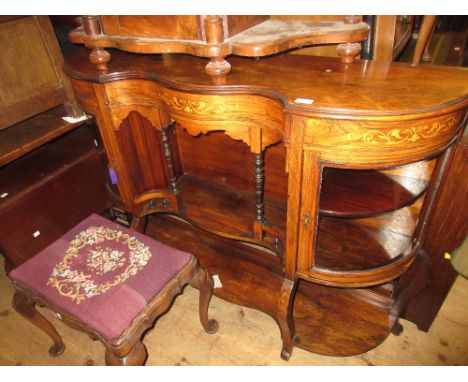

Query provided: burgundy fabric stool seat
[9,213,218,365]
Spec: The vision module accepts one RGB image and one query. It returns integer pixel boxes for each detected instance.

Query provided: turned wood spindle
[82,16,111,73]
[336,16,363,63]
[336,42,362,64]
[344,15,361,24]
[204,15,231,84]
[161,120,178,194]
[254,151,265,223]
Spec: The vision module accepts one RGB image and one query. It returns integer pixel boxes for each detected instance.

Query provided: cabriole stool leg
[190,265,219,334]
[105,341,148,366]
[12,290,65,356]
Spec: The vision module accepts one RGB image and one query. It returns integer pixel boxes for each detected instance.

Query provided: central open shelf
[177,174,286,252]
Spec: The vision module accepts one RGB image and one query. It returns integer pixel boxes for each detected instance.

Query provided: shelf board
[230,19,369,57]
[178,174,286,251]
[315,216,413,272]
[175,165,425,258]
[69,19,368,59]
[0,105,87,167]
[320,166,429,218]
[0,125,100,208]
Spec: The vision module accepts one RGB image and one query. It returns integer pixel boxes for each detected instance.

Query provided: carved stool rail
[9,213,218,366]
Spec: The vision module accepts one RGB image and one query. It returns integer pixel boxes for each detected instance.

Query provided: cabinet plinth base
[146,214,393,357]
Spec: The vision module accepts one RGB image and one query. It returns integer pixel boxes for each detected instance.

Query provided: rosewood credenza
[64,48,467,358]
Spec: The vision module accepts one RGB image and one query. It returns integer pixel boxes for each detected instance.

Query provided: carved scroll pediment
[111,107,162,132]
[159,92,285,151]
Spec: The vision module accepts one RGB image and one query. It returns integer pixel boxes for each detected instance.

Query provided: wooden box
[0,124,112,271]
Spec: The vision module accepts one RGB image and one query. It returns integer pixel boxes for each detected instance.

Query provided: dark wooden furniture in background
[0,125,111,271]
[392,15,468,331]
[0,16,111,271]
[411,16,437,65]
[402,132,468,330]
[69,15,369,83]
[372,15,415,62]
[64,47,467,358]
[0,16,82,131]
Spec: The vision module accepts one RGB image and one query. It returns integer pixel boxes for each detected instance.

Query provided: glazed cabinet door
[294,111,466,288]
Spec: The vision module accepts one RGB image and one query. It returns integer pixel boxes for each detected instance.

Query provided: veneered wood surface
[175,129,288,202]
[320,167,428,218]
[98,16,268,41]
[178,174,286,251]
[229,19,369,56]
[145,214,393,357]
[64,49,468,118]
[315,217,412,271]
[69,17,367,61]
[226,16,269,37]
[64,48,468,354]
[100,16,203,40]
[114,111,170,197]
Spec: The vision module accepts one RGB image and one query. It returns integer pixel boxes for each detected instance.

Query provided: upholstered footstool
[9,213,218,365]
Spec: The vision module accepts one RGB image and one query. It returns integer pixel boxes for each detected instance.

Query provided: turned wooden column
[336,15,362,63]
[82,16,111,73]
[254,151,265,224]
[160,120,179,195]
[204,16,231,85]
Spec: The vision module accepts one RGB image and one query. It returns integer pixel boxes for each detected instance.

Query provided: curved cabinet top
[64,49,468,121]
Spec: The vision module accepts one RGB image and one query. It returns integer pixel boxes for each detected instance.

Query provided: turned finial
[344,15,361,24]
[336,42,362,63]
[82,15,102,35]
[82,15,111,73]
[205,15,224,44]
[89,48,111,73]
[204,16,231,84]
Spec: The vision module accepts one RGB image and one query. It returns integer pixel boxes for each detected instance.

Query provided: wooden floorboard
[0,254,467,366]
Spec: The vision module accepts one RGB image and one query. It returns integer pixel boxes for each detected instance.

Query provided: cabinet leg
[391,320,404,336]
[390,251,431,335]
[277,278,298,360]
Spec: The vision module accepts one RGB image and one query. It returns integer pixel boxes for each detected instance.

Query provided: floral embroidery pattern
[47,226,152,304]
[87,247,125,275]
